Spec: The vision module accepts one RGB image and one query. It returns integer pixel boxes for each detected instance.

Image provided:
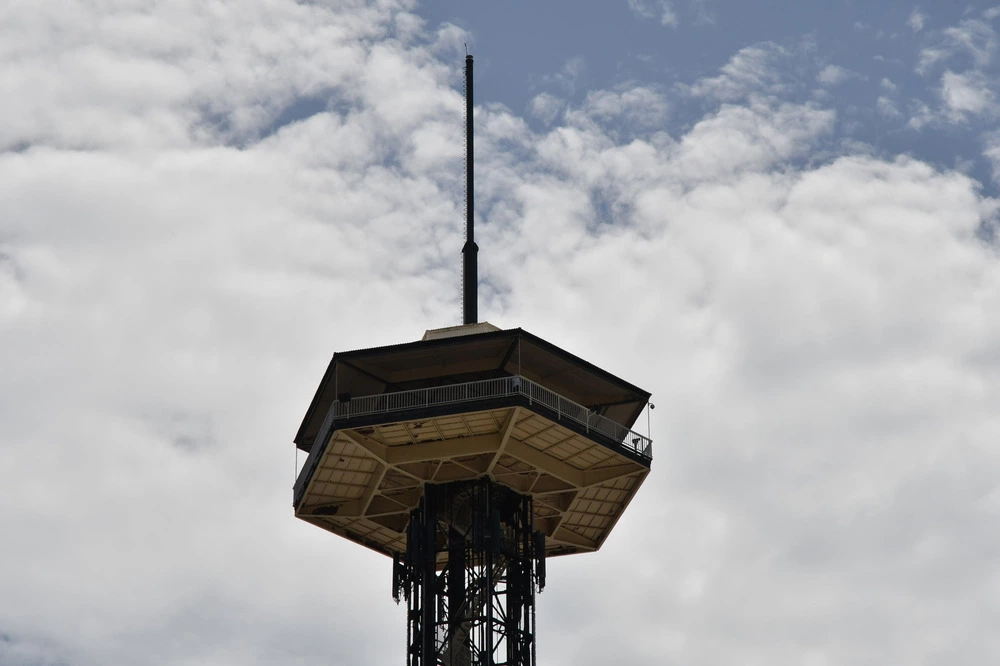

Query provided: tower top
[422,321,500,341]
[293,326,652,561]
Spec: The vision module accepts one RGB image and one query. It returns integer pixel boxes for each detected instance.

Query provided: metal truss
[393,479,546,666]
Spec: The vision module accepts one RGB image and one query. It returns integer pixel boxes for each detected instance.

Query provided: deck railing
[331,375,652,459]
[295,375,652,505]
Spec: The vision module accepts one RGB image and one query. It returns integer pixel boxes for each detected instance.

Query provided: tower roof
[294,326,651,453]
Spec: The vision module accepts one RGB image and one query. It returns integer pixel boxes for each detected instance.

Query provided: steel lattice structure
[393,479,546,666]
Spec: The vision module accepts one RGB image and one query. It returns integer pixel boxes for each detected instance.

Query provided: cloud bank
[1,1,999,665]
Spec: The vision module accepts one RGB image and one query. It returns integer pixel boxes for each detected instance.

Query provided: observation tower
[291,55,653,666]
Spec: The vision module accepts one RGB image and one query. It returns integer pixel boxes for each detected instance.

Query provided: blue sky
[419,1,1000,201]
[1,1,999,665]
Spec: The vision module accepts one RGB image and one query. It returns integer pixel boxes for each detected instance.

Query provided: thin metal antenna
[462,54,478,325]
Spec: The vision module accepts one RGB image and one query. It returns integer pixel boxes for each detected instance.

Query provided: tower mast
[462,54,478,325]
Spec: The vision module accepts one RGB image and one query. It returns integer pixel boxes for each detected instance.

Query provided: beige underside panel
[296,406,649,559]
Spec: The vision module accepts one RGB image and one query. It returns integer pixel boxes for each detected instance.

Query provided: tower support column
[393,479,546,666]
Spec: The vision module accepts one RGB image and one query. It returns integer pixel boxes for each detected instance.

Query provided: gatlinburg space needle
[290,54,654,666]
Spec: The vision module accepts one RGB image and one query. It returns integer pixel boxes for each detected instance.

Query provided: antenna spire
[462,54,478,325]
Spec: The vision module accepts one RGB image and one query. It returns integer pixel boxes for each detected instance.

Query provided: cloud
[0,634,66,666]
[628,0,679,27]
[916,46,949,75]
[877,95,902,118]
[667,100,835,182]
[528,92,566,125]
[908,8,927,33]
[0,3,467,664]
[910,13,1000,127]
[504,129,1000,666]
[817,64,851,86]
[0,1,423,151]
[981,131,1000,184]
[538,56,589,96]
[688,43,789,101]
[940,70,997,120]
[3,2,1000,666]
[943,17,998,68]
[906,99,936,130]
[917,16,998,75]
[571,85,670,133]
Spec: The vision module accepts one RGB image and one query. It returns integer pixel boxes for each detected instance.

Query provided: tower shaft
[393,479,546,666]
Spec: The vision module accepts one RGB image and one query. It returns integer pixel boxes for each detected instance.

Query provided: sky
[1,1,999,665]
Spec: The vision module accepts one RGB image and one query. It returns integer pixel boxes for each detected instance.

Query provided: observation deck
[293,325,652,562]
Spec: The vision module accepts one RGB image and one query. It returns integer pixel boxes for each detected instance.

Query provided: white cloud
[528,92,566,125]
[572,86,670,131]
[0,1,418,151]
[506,139,1000,666]
[908,8,927,32]
[918,17,998,75]
[944,18,998,68]
[940,69,997,120]
[667,100,835,182]
[628,0,679,27]
[916,46,949,75]
[817,64,851,86]
[911,13,1000,126]
[982,132,1000,183]
[689,0,716,26]
[877,95,902,118]
[688,43,788,101]
[907,99,936,129]
[539,56,588,96]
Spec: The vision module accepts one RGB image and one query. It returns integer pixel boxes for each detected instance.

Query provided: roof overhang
[294,327,651,453]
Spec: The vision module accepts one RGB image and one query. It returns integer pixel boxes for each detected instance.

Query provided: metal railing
[330,375,652,459]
